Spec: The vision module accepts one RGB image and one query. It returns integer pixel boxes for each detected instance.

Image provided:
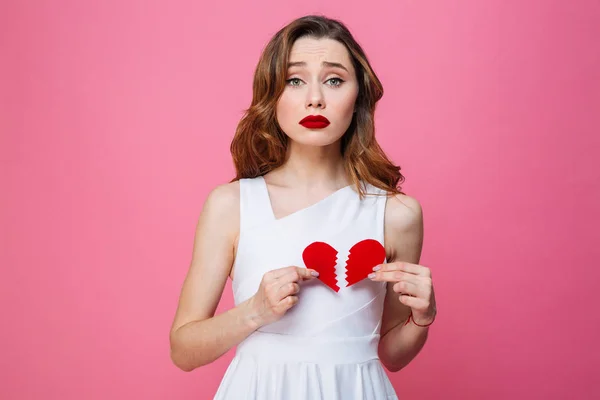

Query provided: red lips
[302,239,386,292]
[299,115,330,129]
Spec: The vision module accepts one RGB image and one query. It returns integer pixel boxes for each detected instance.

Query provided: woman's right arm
[169,182,259,372]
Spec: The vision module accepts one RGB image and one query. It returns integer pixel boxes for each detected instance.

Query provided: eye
[327,77,344,87]
[286,78,302,87]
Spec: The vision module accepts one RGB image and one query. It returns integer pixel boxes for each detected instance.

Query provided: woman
[169,14,437,399]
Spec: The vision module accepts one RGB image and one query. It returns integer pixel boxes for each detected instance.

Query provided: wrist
[405,310,436,328]
[242,297,264,331]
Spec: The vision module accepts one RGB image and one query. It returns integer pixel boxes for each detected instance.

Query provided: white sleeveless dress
[213,176,399,400]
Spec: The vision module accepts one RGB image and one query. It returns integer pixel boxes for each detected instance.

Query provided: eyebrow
[287,61,349,73]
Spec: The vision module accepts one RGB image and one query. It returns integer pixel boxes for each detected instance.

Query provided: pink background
[2,1,599,399]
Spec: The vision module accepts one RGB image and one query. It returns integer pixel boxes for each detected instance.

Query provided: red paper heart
[345,239,386,286]
[302,239,386,292]
[302,242,340,292]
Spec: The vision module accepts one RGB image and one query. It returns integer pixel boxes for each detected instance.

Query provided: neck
[271,140,349,190]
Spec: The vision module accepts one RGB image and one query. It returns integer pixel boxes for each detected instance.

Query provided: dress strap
[238,176,274,232]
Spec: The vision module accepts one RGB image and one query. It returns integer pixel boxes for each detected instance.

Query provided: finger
[268,266,318,281]
[392,280,420,296]
[374,262,402,272]
[267,265,301,280]
[399,294,428,309]
[397,262,431,277]
[370,270,421,283]
[276,282,300,301]
[279,268,318,285]
[295,267,319,281]
[373,262,425,278]
[277,295,299,312]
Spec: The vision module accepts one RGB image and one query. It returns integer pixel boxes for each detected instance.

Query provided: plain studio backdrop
[1,1,599,399]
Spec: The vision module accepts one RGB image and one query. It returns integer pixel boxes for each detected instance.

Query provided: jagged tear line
[332,253,340,291]
[339,252,350,288]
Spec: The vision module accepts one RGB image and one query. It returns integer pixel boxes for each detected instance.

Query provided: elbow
[170,350,196,372]
[170,341,212,372]
[378,349,403,373]
[382,362,403,373]
[169,327,216,371]
[169,331,197,372]
[379,356,402,372]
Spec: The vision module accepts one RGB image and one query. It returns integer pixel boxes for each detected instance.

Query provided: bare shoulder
[204,181,240,214]
[385,193,423,229]
[194,180,241,261]
[384,193,424,263]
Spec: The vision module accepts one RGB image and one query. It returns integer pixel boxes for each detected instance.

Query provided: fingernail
[372,265,381,271]
[311,271,319,277]
[368,273,376,279]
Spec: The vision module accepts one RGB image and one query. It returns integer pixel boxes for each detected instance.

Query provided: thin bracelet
[404,311,435,327]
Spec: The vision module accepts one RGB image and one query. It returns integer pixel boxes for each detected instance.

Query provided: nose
[305,83,325,110]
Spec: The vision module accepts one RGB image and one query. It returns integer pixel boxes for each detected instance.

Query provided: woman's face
[276,37,359,148]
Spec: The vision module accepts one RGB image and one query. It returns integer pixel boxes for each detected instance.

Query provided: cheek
[342,88,359,113]
[341,98,355,115]
[330,87,358,117]
[276,95,295,126]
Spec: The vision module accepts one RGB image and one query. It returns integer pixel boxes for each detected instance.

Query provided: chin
[287,128,344,147]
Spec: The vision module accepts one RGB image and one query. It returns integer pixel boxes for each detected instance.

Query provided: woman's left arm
[373,194,437,372]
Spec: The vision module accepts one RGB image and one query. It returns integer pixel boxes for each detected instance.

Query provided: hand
[248,266,319,328]
[369,261,437,325]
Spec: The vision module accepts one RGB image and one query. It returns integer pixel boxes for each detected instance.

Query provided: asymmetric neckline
[259,175,354,222]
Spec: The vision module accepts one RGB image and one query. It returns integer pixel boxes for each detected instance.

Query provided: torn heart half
[302,239,386,292]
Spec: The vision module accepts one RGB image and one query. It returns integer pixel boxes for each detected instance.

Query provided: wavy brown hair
[229,14,405,198]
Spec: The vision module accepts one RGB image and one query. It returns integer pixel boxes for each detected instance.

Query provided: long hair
[229,14,405,197]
